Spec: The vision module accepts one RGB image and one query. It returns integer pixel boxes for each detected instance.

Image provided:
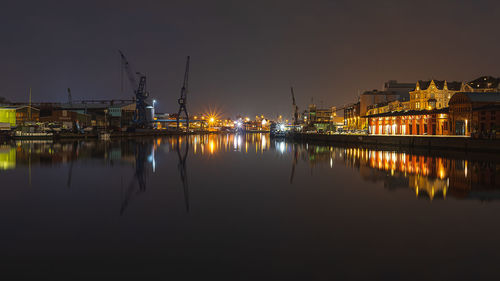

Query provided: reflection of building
[0,145,16,170]
[301,144,500,201]
[448,92,500,137]
[176,133,271,155]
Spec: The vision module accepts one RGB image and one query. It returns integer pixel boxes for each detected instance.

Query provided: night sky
[1,0,499,118]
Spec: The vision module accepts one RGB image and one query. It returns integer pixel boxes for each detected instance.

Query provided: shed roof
[453,92,500,103]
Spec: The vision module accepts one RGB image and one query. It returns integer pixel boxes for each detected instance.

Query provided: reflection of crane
[291,87,299,127]
[66,141,78,188]
[176,137,190,212]
[177,56,190,131]
[290,143,298,184]
[120,141,148,215]
[119,50,150,128]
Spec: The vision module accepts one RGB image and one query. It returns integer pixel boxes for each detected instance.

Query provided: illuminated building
[0,107,16,128]
[1,105,40,124]
[307,104,339,132]
[367,108,449,135]
[344,102,361,131]
[409,80,462,110]
[448,92,500,137]
[466,76,500,92]
[360,80,415,116]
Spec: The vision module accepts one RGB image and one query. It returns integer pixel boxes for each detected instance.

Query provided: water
[1,134,499,280]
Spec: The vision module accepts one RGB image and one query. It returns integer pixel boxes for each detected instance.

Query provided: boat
[98,131,111,140]
[13,131,54,140]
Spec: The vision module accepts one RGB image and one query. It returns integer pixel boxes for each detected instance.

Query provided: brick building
[448,92,500,137]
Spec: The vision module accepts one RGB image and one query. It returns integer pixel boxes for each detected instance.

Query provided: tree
[0,96,9,104]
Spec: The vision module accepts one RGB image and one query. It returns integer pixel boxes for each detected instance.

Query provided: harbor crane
[67,88,72,105]
[177,56,190,130]
[119,50,150,128]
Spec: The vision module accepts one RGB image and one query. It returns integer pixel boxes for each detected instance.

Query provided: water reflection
[290,143,500,201]
[120,140,149,215]
[176,136,189,212]
[1,134,499,204]
[186,133,271,155]
[2,134,500,279]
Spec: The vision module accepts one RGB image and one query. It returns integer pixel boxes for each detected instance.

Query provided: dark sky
[1,0,499,118]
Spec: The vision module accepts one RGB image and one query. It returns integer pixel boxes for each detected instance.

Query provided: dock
[290,133,500,153]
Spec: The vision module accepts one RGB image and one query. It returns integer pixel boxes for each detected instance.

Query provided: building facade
[307,104,338,132]
[448,92,500,137]
[409,80,462,110]
[466,76,500,92]
[367,108,449,136]
[360,80,414,117]
[344,102,361,131]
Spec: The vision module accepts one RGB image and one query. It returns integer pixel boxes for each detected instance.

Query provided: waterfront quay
[291,132,500,152]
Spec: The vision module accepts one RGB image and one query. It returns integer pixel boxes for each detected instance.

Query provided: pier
[291,133,500,153]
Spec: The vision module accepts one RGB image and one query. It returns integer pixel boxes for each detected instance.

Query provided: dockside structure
[362,77,500,138]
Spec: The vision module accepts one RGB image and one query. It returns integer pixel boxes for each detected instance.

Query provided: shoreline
[289,133,500,153]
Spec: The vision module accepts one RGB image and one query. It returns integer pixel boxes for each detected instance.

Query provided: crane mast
[67,88,72,105]
[176,56,190,130]
[119,50,150,128]
[291,87,299,127]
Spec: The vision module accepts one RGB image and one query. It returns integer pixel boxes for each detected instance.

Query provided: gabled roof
[362,90,402,96]
[58,102,135,110]
[1,105,40,111]
[416,80,462,91]
[467,76,500,89]
[452,92,500,103]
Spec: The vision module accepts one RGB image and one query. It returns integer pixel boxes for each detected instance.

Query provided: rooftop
[467,76,500,89]
[417,80,462,91]
[453,92,500,103]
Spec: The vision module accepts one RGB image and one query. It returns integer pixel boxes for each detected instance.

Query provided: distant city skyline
[1,0,500,118]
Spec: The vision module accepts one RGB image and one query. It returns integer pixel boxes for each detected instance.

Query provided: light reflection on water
[292,144,500,201]
[1,133,500,279]
[1,134,499,202]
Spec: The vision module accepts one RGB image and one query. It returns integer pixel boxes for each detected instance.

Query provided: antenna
[67,88,72,105]
[28,88,32,121]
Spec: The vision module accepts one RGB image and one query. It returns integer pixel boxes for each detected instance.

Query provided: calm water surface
[1,133,500,280]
